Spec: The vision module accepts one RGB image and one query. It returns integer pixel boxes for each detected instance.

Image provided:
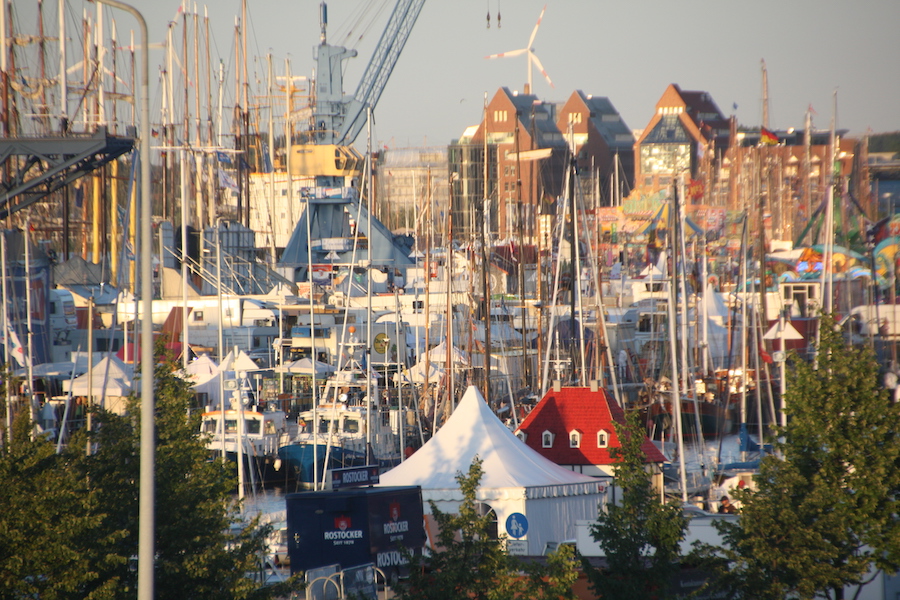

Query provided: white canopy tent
[396,359,445,385]
[219,349,261,373]
[380,386,606,555]
[62,355,134,414]
[274,357,336,376]
[182,354,219,385]
[423,339,470,366]
[180,354,222,406]
[188,350,260,409]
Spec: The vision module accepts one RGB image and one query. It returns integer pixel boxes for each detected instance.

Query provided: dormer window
[569,430,582,448]
[516,430,527,443]
[542,430,555,448]
[597,430,609,448]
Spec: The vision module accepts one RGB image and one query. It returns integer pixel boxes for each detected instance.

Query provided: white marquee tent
[62,355,134,414]
[187,350,260,409]
[380,386,607,555]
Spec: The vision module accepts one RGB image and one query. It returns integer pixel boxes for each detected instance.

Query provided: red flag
[760,127,778,145]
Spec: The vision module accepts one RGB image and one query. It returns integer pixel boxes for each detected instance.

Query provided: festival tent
[182,354,219,384]
[219,349,261,373]
[62,355,134,414]
[274,357,336,376]
[179,354,223,406]
[634,202,705,237]
[396,359,445,385]
[188,350,260,409]
[423,339,470,366]
[379,386,606,555]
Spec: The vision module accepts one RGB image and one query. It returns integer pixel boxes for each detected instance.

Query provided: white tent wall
[380,386,607,555]
[421,487,604,557]
[524,494,603,556]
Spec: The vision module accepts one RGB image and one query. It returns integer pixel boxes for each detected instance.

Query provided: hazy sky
[15,0,900,148]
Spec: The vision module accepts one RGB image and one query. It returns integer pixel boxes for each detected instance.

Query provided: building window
[516,431,527,443]
[493,110,508,123]
[542,431,555,448]
[569,430,581,448]
[193,311,204,322]
[567,112,583,125]
[597,430,609,448]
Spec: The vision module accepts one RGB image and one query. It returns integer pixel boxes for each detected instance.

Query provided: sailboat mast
[761,59,769,130]
[58,0,66,130]
[823,91,837,315]
[665,197,688,503]
[573,165,587,385]
[446,174,454,412]
[366,108,374,465]
[480,92,491,405]
[567,149,580,381]
[514,116,529,390]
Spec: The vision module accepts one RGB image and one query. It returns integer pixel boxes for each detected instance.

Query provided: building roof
[637,83,730,148]
[498,87,565,145]
[516,386,667,466]
[577,91,634,150]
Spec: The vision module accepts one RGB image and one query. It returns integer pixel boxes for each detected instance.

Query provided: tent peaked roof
[380,386,598,491]
[703,283,729,318]
[63,355,134,397]
[182,354,219,385]
[219,349,260,373]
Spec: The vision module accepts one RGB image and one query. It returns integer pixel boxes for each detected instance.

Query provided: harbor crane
[311,0,426,148]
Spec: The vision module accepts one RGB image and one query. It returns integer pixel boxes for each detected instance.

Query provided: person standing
[618,349,629,382]
[718,496,737,514]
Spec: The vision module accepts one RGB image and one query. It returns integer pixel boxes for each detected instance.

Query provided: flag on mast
[761,127,778,145]
[5,325,29,368]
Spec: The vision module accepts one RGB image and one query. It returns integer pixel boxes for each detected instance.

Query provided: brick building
[633,83,731,197]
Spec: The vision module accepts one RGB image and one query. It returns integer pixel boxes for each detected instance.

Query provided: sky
[13,0,900,149]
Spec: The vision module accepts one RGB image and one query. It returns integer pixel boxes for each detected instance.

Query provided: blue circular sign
[505,513,528,539]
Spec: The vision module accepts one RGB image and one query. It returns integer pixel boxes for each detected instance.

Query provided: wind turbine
[485,5,554,93]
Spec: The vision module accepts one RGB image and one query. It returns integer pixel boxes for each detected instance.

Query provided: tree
[70,340,303,600]
[694,315,900,600]
[583,409,688,600]
[393,456,579,600]
[0,410,123,600]
[0,340,302,599]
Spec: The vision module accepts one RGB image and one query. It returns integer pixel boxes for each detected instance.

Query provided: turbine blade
[531,52,554,88]
[528,4,547,49]
[485,48,527,60]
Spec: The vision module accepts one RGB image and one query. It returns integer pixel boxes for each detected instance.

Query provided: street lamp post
[89,2,153,598]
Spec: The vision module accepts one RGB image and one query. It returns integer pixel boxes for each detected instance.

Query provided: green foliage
[868,131,900,157]
[0,339,302,599]
[393,456,579,600]
[0,410,123,600]
[693,315,900,600]
[584,409,687,600]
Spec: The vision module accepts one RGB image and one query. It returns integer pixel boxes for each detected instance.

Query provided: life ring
[707,274,719,289]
